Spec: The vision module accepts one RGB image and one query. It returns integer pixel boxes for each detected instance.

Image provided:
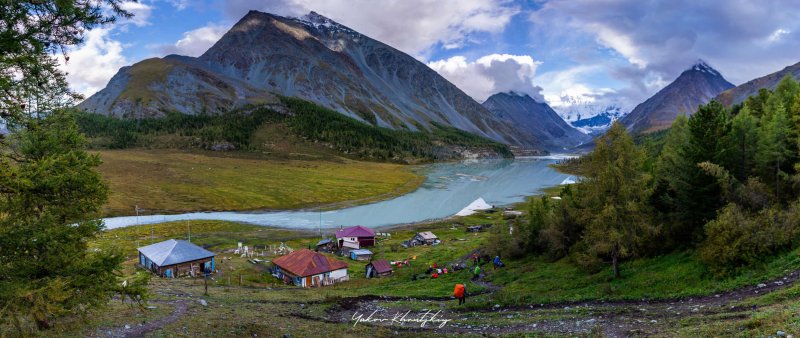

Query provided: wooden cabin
[137,239,215,278]
[271,249,349,287]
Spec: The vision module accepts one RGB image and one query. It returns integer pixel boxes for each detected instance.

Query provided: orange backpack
[453,284,465,298]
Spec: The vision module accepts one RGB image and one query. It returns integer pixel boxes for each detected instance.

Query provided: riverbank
[97,149,424,217]
[99,157,571,229]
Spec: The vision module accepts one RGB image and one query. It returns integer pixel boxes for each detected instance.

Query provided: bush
[700,203,800,276]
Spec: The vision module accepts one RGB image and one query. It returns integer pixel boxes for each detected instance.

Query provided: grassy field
[96,149,423,216]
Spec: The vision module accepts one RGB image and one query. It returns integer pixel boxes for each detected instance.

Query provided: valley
[97,149,423,216]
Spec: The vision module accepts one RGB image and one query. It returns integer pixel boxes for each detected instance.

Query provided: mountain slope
[716,61,800,106]
[482,92,590,151]
[78,11,543,149]
[621,60,734,133]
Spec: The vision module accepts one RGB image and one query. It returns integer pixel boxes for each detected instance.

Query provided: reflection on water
[102,157,571,229]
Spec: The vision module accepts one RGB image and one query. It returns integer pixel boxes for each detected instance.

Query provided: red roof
[272,249,348,277]
[369,259,393,274]
[335,225,376,238]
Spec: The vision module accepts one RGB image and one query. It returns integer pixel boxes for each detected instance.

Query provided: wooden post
[204,274,208,296]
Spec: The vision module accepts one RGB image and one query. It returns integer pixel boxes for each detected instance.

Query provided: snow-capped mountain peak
[690,59,720,76]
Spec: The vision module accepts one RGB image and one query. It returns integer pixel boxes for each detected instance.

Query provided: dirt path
[96,298,191,338]
[319,270,799,336]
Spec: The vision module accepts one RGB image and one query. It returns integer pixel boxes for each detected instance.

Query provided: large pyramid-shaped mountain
[621,60,734,133]
[78,11,545,148]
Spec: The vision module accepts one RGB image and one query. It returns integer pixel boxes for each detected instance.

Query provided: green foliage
[77,97,513,163]
[0,0,130,122]
[0,111,146,333]
[700,203,800,276]
[570,123,657,277]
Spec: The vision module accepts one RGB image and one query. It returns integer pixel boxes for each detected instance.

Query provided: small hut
[137,239,215,278]
[366,259,393,278]
[349,249,373,261]
[316,238,336,253]
[414,231,439,245]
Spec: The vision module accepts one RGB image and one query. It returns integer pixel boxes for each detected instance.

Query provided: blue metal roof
[350,249,373,255]
[316,238,333,246]
[138,239,214,266]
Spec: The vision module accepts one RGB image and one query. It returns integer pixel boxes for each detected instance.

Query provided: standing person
[493,255,504,270]
[453,283,466,305]
[472,265,481,281]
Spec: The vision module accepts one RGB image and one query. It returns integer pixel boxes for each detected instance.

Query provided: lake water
[102,156,574,230]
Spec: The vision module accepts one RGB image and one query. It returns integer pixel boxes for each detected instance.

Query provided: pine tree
[573,122,656,278]
[0,1,142,332]
[757,101,793,201]
[721,107,760,181]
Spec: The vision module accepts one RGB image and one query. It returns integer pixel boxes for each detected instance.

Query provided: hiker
[472,253,478,266]
[493,256,505,270]
[472,265,481,281]
[453,283,466,305]
[432,272,439,279]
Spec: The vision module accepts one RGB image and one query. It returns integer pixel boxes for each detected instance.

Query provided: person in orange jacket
[453,283,466,305]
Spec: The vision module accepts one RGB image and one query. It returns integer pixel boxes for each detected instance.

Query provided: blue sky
[61,0,800,113]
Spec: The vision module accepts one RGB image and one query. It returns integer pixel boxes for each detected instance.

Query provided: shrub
[700,203,800,276]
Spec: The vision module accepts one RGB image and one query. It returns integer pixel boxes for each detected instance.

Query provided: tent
[455,197,492,216]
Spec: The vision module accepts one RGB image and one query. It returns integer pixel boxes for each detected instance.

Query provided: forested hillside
[495,75,800,277]
[77,97,512,163]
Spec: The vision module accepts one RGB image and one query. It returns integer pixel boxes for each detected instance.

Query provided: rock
[777,331,785,337]
[775,281,784,286]
[757,283,767,288]
[651,320,657,324]
[714,294,720,298]
[199,299,208,307]
[146,306,157,309]
[124,325,131,329]
[494,304,501,308]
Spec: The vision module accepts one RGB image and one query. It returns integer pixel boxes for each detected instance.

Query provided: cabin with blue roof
[137,239,215,278]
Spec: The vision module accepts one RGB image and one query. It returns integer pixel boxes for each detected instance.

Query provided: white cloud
[159,23,230,57]
[528,0,800,106]
[221,0,519,58]
[119,1,153,27]
[427,54,543,102]
[59,28,129,97]
[767,28,790,43]
[166,0,189,11]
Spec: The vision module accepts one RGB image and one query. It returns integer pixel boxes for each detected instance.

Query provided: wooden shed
[366,259,393,278]
[414,231,439,245]
[349,249,373,261]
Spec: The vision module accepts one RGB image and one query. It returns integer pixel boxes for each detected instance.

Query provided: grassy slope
[97,149,423,216]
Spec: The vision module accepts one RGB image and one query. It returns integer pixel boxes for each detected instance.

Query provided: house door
[305,276,312,287]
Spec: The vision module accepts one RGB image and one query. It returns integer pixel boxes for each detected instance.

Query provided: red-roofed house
[271,249,349,287]
[335,225,376,248]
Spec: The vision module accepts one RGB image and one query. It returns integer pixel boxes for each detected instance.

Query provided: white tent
[455,197,492,216]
